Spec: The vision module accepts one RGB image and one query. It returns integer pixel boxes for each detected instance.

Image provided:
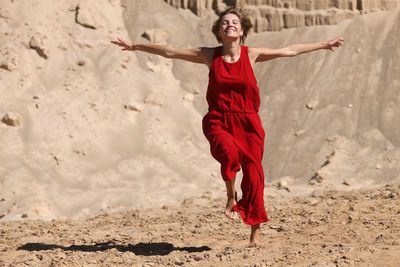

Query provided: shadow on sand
[18,241,211,256]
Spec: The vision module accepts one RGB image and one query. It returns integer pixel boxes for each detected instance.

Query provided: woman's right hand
[111,37,137,51]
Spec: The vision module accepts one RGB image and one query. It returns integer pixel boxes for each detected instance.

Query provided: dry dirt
[1,184,399,266]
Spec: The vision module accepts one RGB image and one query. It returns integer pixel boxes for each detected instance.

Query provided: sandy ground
[1,184,399,266]
[1,0,399,221]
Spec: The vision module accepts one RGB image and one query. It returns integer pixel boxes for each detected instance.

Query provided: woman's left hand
[324,38,344,51]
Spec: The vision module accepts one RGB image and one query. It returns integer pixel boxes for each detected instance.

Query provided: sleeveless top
[206,45,260,114]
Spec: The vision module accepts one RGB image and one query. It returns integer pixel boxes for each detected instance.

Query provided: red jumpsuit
[202,45,269,225]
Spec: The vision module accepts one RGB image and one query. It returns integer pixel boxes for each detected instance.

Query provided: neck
[221,39,241,57]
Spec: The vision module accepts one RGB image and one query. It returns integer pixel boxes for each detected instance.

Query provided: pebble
[1,112,22,126]
[174,257,184,265]
[193,255,203,261]
[142,28,170,43]
[306,99,319,110]
[307,198,319,206]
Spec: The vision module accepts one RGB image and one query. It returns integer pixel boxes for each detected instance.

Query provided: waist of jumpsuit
[208,107,258,115]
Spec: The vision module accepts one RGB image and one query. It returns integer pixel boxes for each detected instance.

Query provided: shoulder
[200,46,218,54]
[202,46,220,54]
[199,46,219,68]
[246,46,260,64]
[247,46,260,56]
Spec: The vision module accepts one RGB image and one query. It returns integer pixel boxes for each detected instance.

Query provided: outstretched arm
[250,38,344,63]
[111,37,212,67]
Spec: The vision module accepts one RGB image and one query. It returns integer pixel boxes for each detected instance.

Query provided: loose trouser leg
[234,158,268,225]
[207,129,241,181]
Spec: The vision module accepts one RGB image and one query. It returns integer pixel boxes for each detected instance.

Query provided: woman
[111,8,344,245]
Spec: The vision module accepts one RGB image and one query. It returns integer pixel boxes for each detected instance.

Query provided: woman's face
[218,13,243,41]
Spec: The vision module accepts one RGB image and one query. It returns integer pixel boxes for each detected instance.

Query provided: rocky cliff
[165,0,400,31]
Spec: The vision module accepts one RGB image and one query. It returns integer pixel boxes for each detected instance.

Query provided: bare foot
[224,178,238,220]
[224,196,238,220]
[250,224,260,245]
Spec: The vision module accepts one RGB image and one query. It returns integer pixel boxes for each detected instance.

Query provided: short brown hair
[212,8,253,44]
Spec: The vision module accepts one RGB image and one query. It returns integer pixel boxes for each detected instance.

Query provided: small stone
[174,257,184,265]
[142,28,170,43]
[311,190,324,197]
[142,262,156,267]
[1,112,22,126]
[326,199,335,206]
[29,36,49,59]
[193,255,203,261]
[143,93,163,106]
[307,198,319,206]
[343,179,351,186]
[75,5,97,29]
[77,60,85,66]
[277,176,294,192]
[347,216,353,223]
[124,103,143,112]
[306,99,319,110]
[294,129,305,136]
[383,190,395,199]
[0,56,18,71]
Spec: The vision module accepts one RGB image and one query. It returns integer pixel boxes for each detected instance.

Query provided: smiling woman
[111,8,343,245]
[211,8,253,45]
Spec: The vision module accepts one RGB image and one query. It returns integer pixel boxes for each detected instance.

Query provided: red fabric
[202,46,269,225]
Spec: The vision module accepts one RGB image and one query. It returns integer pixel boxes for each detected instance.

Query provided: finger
[118,37,127,44]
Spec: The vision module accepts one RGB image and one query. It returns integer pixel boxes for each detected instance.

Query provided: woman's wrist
[130,43,138,50]
[321,41,329,50]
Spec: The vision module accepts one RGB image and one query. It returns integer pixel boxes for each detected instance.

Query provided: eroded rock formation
[165,0,400,31]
